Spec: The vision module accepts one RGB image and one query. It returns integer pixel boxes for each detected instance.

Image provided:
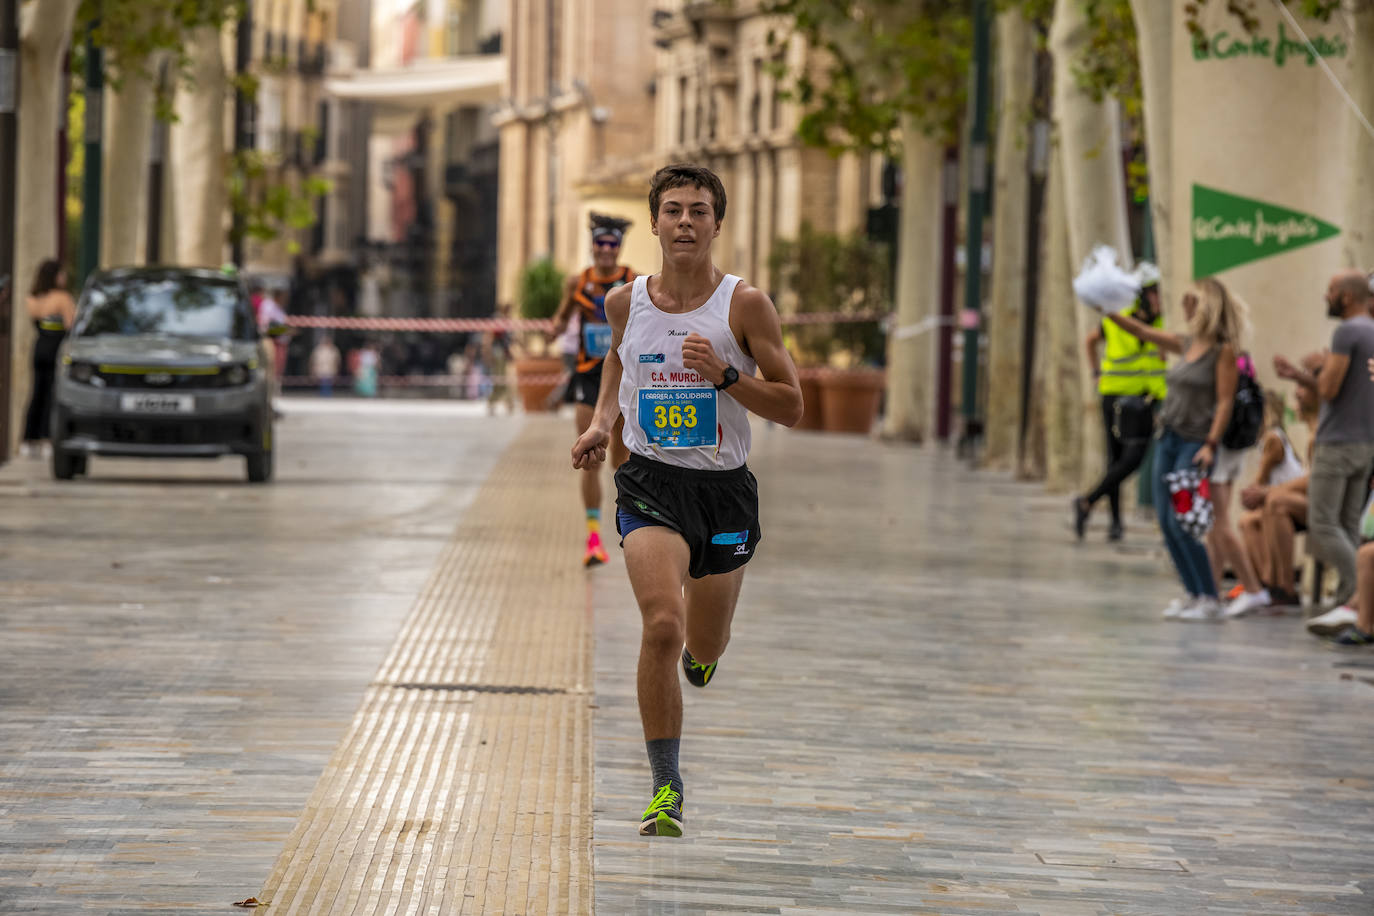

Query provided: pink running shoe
[583,531,609,567]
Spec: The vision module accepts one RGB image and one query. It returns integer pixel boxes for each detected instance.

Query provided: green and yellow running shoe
[681,647,717,688]
[639,784,684,837]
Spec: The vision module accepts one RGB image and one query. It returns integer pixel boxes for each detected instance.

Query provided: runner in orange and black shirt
[552,212,637,566]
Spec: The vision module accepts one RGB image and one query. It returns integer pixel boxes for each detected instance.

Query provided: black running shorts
[613,453,762,579]
[571,362,603,406]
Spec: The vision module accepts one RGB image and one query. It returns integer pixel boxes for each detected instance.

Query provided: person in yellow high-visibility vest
[1074,267,1167,540]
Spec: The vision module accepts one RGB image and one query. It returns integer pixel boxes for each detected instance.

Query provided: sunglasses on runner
[594,239,620,249]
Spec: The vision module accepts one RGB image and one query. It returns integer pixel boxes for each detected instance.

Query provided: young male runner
[571,165,803,837]
[553,212,636,566]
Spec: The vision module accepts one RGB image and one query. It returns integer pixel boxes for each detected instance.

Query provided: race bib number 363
[637,387,718,449]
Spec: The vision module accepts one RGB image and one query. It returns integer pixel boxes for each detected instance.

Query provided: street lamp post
[958,0,992,457]
[79,21,103,287]
[231,3,253,267]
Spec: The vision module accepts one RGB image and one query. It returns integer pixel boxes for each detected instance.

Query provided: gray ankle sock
[646,738,682,796]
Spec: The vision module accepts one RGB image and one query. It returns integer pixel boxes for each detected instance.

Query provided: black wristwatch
[715,366,739,390]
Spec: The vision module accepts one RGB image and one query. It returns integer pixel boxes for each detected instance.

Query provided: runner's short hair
[649,164,727,223]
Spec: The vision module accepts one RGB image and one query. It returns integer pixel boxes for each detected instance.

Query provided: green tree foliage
[1068,1,1140,117]
[517,258,565,320]
[228,147,332,255]
[769,224,890,364]
[75,0,242,119]
[759,1,1137,154]
[70,1,331,252]
[762,0,975,151]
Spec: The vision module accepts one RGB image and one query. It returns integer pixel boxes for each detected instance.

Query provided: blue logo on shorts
[639,353,665,363]
[710,530,749,546]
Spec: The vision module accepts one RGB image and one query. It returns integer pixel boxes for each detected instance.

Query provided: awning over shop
[325,56,506,109]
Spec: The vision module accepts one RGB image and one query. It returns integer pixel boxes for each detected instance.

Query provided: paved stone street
[1,400,1371,914]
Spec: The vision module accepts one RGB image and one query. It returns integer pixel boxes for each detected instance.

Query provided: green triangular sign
[1192,184,1339,278]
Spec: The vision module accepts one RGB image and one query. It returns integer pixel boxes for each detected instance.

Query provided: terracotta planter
[514,357,565,412]
[817,368,885,434]
[796,373,824,431]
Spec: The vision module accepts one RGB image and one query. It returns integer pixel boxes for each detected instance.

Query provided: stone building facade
[494,0,661,305]
[495,0,885,308]
[651,0,885,297]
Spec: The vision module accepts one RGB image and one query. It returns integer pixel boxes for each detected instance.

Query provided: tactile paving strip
[256,419,595,915]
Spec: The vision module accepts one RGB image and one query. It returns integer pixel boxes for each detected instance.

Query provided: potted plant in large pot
[769,224,890,433]
[513,257,566,412]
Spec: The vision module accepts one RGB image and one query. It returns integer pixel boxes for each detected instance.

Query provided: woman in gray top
[1095,277,1248,621]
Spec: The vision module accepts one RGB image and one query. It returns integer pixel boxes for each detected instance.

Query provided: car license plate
[120,393,194,414]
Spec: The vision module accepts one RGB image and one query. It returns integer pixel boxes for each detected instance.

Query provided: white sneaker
[1162,596,1194,620]
[1224,589,1271,619]
[1306,604,1359,637]
[1178,597,1224,622]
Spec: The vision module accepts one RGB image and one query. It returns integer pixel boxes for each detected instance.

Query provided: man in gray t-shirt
[1275,270,1374,611]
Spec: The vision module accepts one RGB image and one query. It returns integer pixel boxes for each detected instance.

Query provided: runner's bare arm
[571,283,631,469]
[683,284,802,427]
[1102,310,1185,354]
[551,274,580,337]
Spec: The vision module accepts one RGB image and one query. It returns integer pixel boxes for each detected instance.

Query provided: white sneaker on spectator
[1178,597,1224,622]
[1306,604,1359,637]
[1224,589,1271,619]
[1162,596,1193,620]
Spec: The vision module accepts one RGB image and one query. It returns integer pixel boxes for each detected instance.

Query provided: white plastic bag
[1072,245,1141,313]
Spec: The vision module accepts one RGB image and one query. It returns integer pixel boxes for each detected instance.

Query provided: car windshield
[76,275,255,340]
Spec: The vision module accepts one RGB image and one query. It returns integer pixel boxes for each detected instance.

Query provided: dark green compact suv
[51,268,277,482]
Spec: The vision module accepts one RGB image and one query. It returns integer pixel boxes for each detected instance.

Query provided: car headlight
[224,364,249,386]
[68,361,95,384]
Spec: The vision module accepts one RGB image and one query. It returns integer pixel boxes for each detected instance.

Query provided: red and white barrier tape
[283,366,885,389]
[283,311,888,332]
[283,374,563,387]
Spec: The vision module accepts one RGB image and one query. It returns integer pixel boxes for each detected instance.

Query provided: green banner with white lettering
[1191,184,1340,279]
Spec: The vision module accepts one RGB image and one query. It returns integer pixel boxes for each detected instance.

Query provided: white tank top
[1267,428,1304,486]
[617,273,756,470]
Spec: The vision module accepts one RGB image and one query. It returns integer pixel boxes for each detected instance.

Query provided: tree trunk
[169,26,227,267]
[882,117,944,442]
[11,0,80,451]
[1343,4,1374,268]
[983,8,1035,470]
[102,56,165,268]
[1051,0,1133,491]
[1039,144,1082,492]
[1129,0,1174,305]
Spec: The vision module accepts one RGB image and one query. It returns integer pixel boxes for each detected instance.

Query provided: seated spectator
[1232,366,1321,613]
[1224,385,1308,616]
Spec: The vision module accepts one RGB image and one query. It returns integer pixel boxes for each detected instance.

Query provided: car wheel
[52,448,77,480]
[246,448,273,483]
